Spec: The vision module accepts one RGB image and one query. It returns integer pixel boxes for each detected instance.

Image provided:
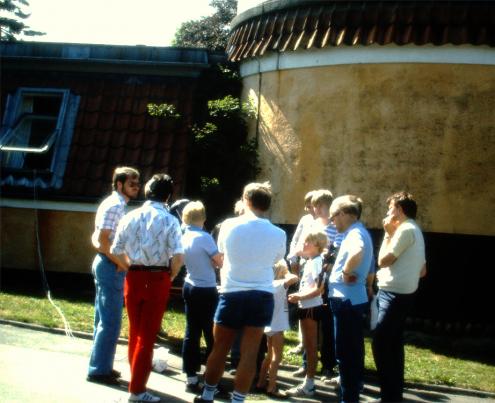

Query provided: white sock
[187,375,198,385]
[303,376,314,390]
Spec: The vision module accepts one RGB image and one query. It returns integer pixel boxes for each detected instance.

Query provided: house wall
[0,207,94,273]
[242,63,495,236]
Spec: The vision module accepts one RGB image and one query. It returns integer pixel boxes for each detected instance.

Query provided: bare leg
[256,336,272,389]
[234,326,265,394]
[203,324,237,386]
[301,318,318,379]
[266,332,284,393]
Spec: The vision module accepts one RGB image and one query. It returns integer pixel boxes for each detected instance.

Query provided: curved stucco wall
[242,63,495,235]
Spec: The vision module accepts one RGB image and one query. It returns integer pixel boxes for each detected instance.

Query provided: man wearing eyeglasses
[327,195,374,403]
[87,166,140,386]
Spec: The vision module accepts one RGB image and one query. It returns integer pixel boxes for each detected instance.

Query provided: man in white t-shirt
[195,182,286,403]
[373,191,426,402]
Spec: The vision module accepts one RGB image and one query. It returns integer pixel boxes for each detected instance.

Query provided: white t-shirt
[265,279,290,333]
[218,211,287,294]
[298,255,323,309]
[377,219,426,294]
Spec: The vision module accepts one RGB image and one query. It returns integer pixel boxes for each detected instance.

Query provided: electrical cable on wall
[32,169,74,339]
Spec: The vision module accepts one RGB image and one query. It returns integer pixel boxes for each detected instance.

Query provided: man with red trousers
[112,173,184,403]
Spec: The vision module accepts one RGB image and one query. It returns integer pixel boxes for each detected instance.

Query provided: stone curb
[1,318,494,400]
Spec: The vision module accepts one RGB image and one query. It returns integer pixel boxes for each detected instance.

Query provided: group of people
[86,166,426,403]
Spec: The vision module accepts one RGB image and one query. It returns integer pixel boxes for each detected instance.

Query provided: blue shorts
[214,290,274,329]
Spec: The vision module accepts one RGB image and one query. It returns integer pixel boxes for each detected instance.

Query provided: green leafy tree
[173,0,237,50]
[187,92,259,227]
[0,0,44,41]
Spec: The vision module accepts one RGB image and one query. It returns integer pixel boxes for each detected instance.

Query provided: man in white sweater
[373,191,426,402]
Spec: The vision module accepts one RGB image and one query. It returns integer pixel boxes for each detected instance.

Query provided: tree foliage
[185,64,259,227]
[172,0,237,50]
[0,0,44,41]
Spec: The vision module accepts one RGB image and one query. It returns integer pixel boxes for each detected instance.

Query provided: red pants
[124,270,171,394]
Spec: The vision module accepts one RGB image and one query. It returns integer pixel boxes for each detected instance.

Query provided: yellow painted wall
[242,63,495,235]
[0,207,95,273]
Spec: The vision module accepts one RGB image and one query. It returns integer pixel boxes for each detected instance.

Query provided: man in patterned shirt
[87,166,140,385]
[111,173,184,403]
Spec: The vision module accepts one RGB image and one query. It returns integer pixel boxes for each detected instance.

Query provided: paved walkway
[0,323,494,403]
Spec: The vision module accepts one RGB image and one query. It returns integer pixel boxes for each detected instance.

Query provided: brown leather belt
[129,264,170,273]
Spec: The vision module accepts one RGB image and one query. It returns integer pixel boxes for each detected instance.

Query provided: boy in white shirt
[287,230,328,397]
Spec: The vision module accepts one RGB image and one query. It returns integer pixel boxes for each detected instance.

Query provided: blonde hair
[311,189,334,208]
[273,259,289,280]
[304,229,328,253]
[182,201,206,225]
[304,190,316,205]
[234,199,244,216]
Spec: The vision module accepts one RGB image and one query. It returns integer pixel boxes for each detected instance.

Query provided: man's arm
[211,253,223,269]
[170,253,185,282]
[378,235,397,268]
[96,229,128,270]
[342,248,363,284]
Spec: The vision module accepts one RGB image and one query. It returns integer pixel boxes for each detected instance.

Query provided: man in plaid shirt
[87,166,140,386]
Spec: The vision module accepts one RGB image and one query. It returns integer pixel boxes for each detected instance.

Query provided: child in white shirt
[287,230,328,397]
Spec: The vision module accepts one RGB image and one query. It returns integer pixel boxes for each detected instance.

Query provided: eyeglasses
[330,210,341,221]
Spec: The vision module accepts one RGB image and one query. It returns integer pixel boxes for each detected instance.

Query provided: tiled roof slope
[227,0,495,61]
[1,42,224,201]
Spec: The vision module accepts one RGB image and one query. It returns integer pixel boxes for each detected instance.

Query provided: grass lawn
[1,291,494,393]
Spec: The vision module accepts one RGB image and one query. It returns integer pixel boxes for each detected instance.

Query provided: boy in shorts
[287,229,328,397]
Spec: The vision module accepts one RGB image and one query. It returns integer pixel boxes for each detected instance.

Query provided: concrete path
[0,323,493,403]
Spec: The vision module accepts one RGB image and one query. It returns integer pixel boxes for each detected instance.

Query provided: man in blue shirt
[328,195,373,403]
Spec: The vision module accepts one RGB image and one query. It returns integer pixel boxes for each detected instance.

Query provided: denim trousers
[372,289,415,402]
[88,253,125,376]
[181,282,218,376]
[330,298,367,403]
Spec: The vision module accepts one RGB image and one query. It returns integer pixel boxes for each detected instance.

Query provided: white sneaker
[324,375,340,389]
[286,384,315,397]
[128,391,161,402]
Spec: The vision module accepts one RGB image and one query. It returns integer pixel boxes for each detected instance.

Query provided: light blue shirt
[328,221,373,305]
[183,225,219,288]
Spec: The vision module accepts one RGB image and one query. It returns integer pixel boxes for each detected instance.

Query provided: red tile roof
[1,42,224,202]
[228,0,495,61]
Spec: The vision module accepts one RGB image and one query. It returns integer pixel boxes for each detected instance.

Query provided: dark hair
[243,182,272,212]
[387,191,417,219]
[144,174,174,202]
[112,166,139,190]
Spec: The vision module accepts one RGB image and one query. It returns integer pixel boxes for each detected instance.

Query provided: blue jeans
[182,282,218,376]
[372,289,415,402]
[330,298,367,403]
[88,253,125,376]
